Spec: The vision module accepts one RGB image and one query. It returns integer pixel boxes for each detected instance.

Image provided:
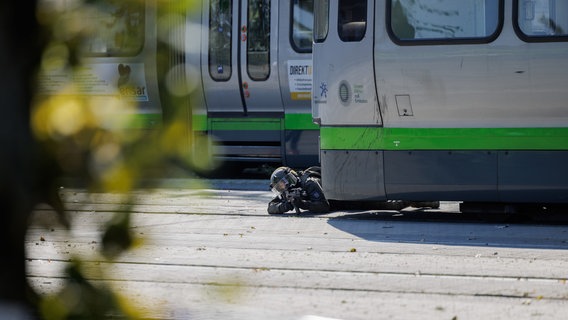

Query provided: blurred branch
[2,0,200,318]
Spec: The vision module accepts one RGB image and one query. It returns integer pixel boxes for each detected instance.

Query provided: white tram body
[313,0,568,203]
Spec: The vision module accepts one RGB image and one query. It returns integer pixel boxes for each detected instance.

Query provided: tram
[37,0,318,173]
[313,0,568,205]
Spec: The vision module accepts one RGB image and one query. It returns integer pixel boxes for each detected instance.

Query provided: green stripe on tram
[320,127,568,150]
[128,113,162,129]
[191,113,208,131]
[284,113,319,130]
[209,118,282,131]
[190,113,319,131]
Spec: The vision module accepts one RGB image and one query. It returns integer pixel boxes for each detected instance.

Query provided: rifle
[285,187,302,214]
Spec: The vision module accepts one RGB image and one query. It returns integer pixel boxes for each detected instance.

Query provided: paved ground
[26,178,568,320]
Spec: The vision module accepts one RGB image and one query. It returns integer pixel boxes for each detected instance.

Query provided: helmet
[270,167,298,194]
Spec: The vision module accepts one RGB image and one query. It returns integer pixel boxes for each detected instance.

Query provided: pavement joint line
[26,258,568,284]
[26,273,567,301]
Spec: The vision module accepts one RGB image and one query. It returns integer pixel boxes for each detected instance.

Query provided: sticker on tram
[38,62,149,102]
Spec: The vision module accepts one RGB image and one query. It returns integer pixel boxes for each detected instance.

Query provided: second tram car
[313,0,568,205]
[194,0,318,169]
[38,0,319,173]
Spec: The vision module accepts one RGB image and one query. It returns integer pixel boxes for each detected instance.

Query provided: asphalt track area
[25,177,568,320]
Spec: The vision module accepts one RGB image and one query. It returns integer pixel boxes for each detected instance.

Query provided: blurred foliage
[30,0,204,318]
[34,0,206,189]
[40,260,142,319]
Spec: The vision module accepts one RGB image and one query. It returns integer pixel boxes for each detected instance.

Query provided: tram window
[209,0,232,81]
[338,0,367,42]
[515,0,568,41]
[81,1,145,56]
[291,0,314,53]
[388,0,502,44]
[247,0,271,81]
[314,0,329,42]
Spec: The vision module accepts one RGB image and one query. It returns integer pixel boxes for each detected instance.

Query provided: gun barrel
[286,188,302,214]
[294,204,300,214]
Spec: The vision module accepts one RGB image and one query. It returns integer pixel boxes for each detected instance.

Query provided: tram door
[313,0,386,200]
[312,0,380,126]
[202,0,282,115]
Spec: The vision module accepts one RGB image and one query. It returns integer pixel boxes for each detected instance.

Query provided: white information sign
[287,60,312,101]
[38,63,148,101]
